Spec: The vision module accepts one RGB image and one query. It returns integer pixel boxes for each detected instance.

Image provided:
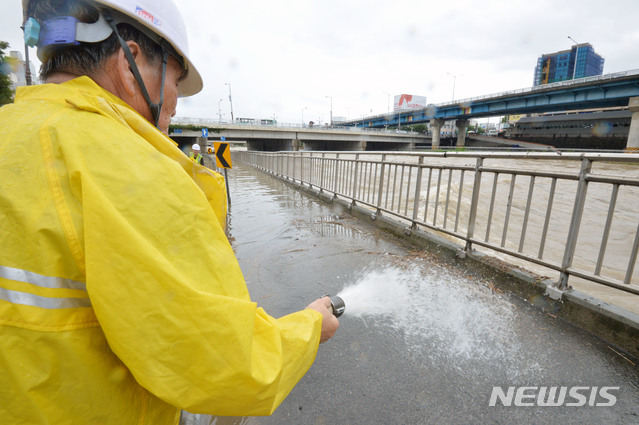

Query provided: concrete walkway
[182,164,639,425]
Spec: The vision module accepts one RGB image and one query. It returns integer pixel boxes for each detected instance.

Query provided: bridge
[345,69,639,149]
[169,120,595,152]
[170,69,639,151]
[169,121,430,152]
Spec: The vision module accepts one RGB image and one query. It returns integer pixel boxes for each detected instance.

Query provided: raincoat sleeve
[53,112,323,416]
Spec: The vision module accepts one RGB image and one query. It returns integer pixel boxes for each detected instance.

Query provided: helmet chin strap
[103,10,168,129]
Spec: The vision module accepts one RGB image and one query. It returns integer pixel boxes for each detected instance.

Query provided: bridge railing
[235,150,639,296]
[171,117,421,134]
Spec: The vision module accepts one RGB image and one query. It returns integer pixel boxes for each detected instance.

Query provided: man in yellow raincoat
[0,0,339,423]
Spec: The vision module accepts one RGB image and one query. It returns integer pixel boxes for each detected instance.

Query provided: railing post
[319,153,326,193]
[558,157,592,289]
[464,156,484,252]
[300,152,304,185]
[411,156,424,229]
[332,154,340,195]
[352,154,360,201]
[309,154,314,188]
[375,154,387,214]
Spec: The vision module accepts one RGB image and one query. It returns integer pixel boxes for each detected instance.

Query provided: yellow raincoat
[0,77,322,424]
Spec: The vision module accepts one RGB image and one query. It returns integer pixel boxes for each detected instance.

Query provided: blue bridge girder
[350,69,639,128]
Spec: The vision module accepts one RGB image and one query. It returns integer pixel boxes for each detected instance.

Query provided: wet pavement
[182,163,639,425]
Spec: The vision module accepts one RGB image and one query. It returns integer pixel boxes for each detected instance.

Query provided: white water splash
[337,266,525,370]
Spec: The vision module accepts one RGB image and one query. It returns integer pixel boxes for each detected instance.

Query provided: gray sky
[3,0,639,125]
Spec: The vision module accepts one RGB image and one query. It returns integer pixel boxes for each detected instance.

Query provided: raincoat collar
[16,76,228,227]
[16,76,170,142]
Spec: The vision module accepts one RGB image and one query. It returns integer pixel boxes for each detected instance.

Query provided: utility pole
[325,95,333,126]
[225,83,234,124]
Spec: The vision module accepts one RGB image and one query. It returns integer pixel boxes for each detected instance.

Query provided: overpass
[345,68,639,149]
[170,121,573,153]
[170,68,639,152]
[169,121,429,151]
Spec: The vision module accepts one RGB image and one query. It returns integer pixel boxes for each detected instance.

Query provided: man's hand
[306,296,340,343]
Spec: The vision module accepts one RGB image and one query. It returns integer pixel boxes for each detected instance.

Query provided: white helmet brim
[23,0,203,97]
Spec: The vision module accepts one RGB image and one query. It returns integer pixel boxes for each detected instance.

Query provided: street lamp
[302,106,308,127]
[217,98,223,122]
[567,35,580,45]
[567,36,580,80]
[447,72,462,102]
[382,91,391,113]
[325,96,333,126]
[225,82,234,124]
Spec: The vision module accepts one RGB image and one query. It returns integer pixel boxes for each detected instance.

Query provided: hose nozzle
[329,296,345,318]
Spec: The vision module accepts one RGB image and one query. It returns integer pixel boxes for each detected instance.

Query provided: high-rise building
[533,43,604,86]
[6,51,38,90]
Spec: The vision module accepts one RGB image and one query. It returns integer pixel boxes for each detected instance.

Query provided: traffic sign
[214,142,232,168]
[201,128,209,137]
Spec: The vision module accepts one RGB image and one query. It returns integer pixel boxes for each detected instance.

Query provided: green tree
[403,124,429,134]
[0,41,16,106]
[467,124,485,134]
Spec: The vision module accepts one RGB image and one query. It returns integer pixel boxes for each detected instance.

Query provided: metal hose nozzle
[329,296,345,318]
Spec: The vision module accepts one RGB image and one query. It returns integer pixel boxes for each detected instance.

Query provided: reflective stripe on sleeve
[0,287,92,309]
[0,265,91,309]
[0,265,87,291]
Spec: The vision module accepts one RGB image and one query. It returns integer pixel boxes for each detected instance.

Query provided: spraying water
[336,265,536,377]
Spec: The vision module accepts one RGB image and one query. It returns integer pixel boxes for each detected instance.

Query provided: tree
[402,124,429,134]
[467,124,485,134]
[410,124,429,134]
[0,41,16,106]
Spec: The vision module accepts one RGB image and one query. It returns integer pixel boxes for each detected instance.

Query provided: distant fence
[235,150,639,296]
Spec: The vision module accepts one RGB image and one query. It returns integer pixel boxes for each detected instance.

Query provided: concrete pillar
[626,97,639,152]
[292,139,302,151]
[196,136,208,150]
[360,140,367,151]
[430,119,445,149]
[455,119,469,147]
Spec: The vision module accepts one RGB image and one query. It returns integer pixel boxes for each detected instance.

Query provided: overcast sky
[2,0,639,125]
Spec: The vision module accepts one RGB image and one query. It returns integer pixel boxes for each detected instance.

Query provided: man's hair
[27,0,163,80]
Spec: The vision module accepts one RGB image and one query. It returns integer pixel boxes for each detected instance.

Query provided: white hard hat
[191,143,201,151]
[22,0,203,97]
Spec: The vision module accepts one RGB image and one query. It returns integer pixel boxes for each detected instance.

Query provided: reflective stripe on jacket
[0,77,322,424]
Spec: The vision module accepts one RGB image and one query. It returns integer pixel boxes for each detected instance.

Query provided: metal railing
[235,150,639,296]
[171,116,421,134]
